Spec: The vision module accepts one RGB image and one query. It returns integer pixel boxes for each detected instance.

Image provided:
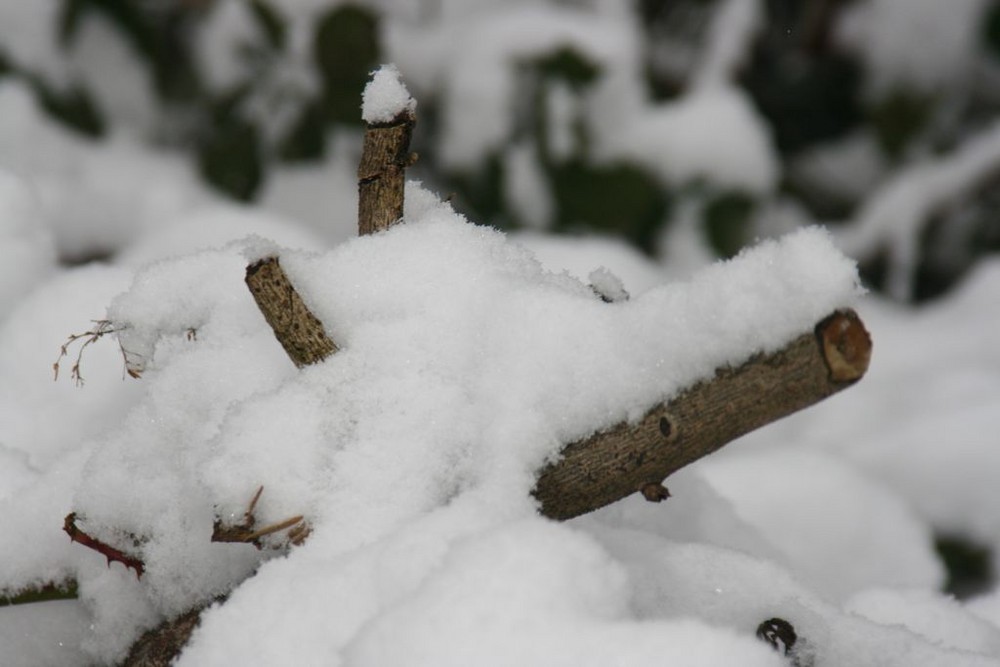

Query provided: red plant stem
[63,513,145,579]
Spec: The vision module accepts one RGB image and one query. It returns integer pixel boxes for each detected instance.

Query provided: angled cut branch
[533,309,872,520]
[245,257,338,367]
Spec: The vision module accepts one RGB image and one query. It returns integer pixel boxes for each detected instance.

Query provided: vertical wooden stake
[357,109,416,236]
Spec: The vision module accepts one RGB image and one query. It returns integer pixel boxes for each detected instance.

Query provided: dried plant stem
[53,320,135,385]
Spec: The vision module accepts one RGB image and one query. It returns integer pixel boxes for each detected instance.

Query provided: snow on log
[533,309,872,520]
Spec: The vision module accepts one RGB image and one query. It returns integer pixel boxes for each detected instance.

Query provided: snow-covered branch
[534,309,871,520]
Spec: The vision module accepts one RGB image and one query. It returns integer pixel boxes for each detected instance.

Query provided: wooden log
[245,257,338,367]
[357,110,416,236]
[533,309,871,521]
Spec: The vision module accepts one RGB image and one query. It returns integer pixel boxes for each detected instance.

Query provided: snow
[593,85,779,194]
[588,267,629,303]
[834,120,1000,300]
[845,588,1000,655]
[692,0,762,89]
[0,170,56,314]
[361,64,417,124]
[0,81,211,262]
[2,3,1000,665]
[698,450,945,601]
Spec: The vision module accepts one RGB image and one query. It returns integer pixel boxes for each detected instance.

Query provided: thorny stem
[63,513,145,579]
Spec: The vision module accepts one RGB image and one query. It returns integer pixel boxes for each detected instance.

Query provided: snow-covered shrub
[2,0,999,299]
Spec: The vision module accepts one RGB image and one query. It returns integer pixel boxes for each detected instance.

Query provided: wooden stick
[245,257,338,367]
[357,110,416,236]
[533,309,871,520]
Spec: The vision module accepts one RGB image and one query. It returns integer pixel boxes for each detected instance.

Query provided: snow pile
[0,179,879,665]
[1,3,1000,662]
[0,179,999,664]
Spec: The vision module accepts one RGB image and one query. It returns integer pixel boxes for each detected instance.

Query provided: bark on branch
[357,110,416,236]
[122,602,215,667]
[533,309,871,520]
[246,106,417,367]
[245,257,338,367]
[112,309,870,665]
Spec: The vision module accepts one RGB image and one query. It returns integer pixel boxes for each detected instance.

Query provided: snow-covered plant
[2,0,999,301]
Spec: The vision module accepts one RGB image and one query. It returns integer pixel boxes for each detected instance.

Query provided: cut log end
[534,309,872,521]
[816,309,872,382]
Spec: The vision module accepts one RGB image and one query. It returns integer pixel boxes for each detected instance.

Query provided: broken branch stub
[245,257,338,367]
[358,109,416,236]
[533,309,872,521]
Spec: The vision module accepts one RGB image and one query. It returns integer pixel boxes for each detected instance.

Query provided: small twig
[53,320,137,386]
[640,482,671,502]
[63,513,145,579]
[212,486,310,549]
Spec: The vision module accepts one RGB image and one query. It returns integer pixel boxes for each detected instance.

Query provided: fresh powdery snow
[361,64,416,124]
[2,176,1000,665]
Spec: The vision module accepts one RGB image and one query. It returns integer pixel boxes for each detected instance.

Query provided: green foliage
[935,534,995,599]
[742,43,863,156]
[448,155,506,231]
[0,581,78,607]
[868,89,932,160]
[32,79,106,138]
[533,46,600,90]
[248,0,286,51]
[703,191,755,258]
[8,0,1000,302]
[59,0,201,102]
[550,160,669,253]
[197,92,263,201]
[314,5,381,126]
[983,2,1000,61]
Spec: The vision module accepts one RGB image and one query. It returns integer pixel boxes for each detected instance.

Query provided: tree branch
[245,257,338,367]
[533,309,871,521]
[121,601,216,667]
[357,110,416,236]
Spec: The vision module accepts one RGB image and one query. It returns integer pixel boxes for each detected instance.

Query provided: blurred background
[1,0,999,301]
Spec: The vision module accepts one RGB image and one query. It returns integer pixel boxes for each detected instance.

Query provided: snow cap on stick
[361,64,416,124]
